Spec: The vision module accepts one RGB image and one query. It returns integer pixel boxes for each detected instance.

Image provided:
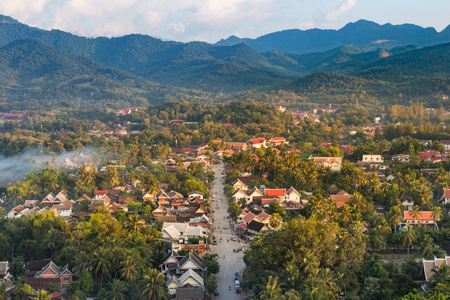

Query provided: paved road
[211,163,245,299]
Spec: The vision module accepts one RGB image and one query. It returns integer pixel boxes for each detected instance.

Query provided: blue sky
[0,0,449,43]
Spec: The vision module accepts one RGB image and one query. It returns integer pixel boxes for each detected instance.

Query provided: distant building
[313,157,342,171]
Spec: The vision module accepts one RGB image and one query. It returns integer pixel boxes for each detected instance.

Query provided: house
[391,154,411,163]
[232,188,249,202]
[161,222,208,240]
[167,268,204,297]
[142,192,156,203]
[422,256,450,281]
[0,261,12,284]
[0,113,25,123]
[48,291,66,300]
[274,105,286,112]
[443,189,450,204]
[41,191,70,207]
[313,157,342,171]
[156,190,171,206]
[247,220,270,235]
[286,187,301,203]
[232,179,248,191]
[403,211,439,229]
[328,193,352,208]
[26,260,73,290]
[230,142,248,152]
[52,201,73,217]
[402,199,415,211]
[440,140,450,150]
[362,154,384,164]
[175,284,204,300]
[264,189,286,201]
[282,201,304,211]
[187,191,205,200]
[246,187,264,202]
[247,138,267,149]
[270,137,289,147]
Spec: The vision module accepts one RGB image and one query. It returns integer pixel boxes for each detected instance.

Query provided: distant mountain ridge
[216,20,450,54]
[0,14,449,108]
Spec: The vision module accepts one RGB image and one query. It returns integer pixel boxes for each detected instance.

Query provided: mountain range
[216,19,450,54]
[0,15,449,108]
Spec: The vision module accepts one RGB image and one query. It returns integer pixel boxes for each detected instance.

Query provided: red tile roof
[261,198,278,205]
[257,212,271,222]
[444,189,450,198]
[243,212,256,224]
[264,189,286,197]
[94,190,107,195]
[404,211,437,221]
[248,138,266,145]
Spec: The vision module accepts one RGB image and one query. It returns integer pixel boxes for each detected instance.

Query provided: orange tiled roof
[404,211,437,221]
[264,189,286,197]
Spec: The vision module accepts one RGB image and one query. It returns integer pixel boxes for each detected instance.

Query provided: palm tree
[126,214,144,232]
[420,234,435,258]
[353,168,367,192]
[259,276,283,300]
[91,247,113,288]
[140,268,169,300]
[337,204,352,225]
[106,279,128,300]
[409,205,422,222]
[349,192,367,213]
[106,166,120,188]
[121,259,139,283]
[402,225,416,257]
[431,206,442,223]
[431,263,450,284]
[388,205,403,232]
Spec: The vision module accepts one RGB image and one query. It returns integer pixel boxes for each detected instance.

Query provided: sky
[0,0,449,43]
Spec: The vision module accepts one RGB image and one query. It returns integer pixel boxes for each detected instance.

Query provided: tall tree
[140,268,169,300]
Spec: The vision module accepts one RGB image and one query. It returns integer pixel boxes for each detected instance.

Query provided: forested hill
[216,19,450,54]
[0,39,213,109]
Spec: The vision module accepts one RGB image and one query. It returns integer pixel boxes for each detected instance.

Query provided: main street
[210,162,245,299]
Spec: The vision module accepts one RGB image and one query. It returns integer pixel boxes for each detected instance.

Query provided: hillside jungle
[0,101,450,299]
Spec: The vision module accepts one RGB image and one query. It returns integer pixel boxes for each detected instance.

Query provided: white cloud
[326,0,359,21]
[0,0,286,42]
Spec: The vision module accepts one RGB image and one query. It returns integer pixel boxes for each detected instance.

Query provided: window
[64,276,70,283]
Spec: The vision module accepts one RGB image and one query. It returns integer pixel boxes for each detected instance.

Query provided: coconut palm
[349,192,367,213]
[388,205,403,232]
[91,247,113,288]
[259,276,283,300]
[126,214,144,232]
[106,279,128,300]
[140,268,169,300]
[337,204,352,225]
[431,263,450,284]
[402,225,416,257]
[431,206,442,223]
[121,259,139,283]
[409,205,422,222]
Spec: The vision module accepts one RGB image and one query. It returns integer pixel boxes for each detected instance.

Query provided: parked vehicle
[234,271,239,280]
[214,288,219,295]
[236,287,241,294]
[234,280,240,289]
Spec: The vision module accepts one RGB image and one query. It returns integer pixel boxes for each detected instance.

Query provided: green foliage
[206,277,218,294]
